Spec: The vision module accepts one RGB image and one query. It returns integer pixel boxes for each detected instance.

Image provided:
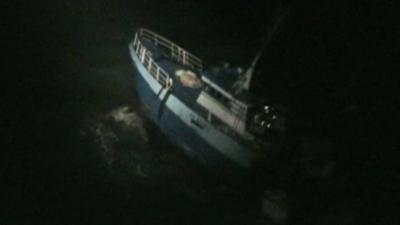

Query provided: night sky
[3,0,399,224]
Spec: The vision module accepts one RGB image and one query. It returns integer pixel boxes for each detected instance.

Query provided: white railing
[138,28,203,72]
[132,32,173,89]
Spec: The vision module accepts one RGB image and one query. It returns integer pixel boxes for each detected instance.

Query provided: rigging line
[238,5,292,92]
[257,5,292,62]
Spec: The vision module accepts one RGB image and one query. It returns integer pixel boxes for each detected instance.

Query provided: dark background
[3,0,399,224]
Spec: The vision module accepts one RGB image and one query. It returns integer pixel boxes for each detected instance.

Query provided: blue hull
[132,61,246,178]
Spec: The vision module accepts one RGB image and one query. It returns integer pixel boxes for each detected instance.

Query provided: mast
[234,6,290,94]
[241,41,267,91]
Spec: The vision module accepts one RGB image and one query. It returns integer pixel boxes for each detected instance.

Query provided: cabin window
[204,85,247,119]
[229,102,247,118]
[204,85,230,106]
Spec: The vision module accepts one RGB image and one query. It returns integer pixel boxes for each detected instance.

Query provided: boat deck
[140,38,208,118]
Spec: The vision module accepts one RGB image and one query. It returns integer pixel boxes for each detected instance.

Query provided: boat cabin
[196,67,253,137]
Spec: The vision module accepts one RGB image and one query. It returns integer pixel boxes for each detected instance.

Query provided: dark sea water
[4,0,399,224]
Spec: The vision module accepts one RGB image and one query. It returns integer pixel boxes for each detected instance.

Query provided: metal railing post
[141,48,146,63]
[133,33,138,47]
[148,58,152,71]
[135,41,140,53]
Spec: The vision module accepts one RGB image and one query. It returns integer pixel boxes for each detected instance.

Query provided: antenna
[234,6,291,94]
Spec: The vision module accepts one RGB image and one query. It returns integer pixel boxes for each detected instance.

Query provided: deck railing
[138,28,203,72]
[132,31,173,89]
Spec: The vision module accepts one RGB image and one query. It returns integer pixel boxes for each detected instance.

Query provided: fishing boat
[129,28,285,177]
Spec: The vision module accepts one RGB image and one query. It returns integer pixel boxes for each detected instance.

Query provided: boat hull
[129,44,252,178]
